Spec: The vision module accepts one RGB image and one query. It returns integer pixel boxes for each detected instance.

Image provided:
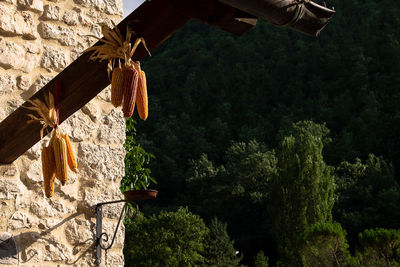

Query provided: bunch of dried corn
[84,24,151,120]
[25,91,78,197]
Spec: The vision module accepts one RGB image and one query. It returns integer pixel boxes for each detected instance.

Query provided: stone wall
[0,0,125,265]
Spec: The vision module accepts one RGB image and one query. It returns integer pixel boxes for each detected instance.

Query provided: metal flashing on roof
[218,0,335,36]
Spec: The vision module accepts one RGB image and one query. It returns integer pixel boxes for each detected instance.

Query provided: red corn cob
[122,67,139,118]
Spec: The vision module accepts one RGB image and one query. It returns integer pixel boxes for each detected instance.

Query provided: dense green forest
[123,0,400,265]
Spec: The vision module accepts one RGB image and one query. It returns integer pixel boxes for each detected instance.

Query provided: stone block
[81,183,122,210]
[101,220,125,248]
[23,160,42,185]
[97,109,126,145]
[8,211,36,230]
[17,75,31,91]
[25,141,41,160]
[41,45,69,72]
[0,201,15,231]
[0,4,37,39]
[81,101,100,123]
[30,74,54,94]
[63,10,78,25]
[78,143,125,182]
[24,41,41,54]
[63,112,96,141]
[39,22,58,39]
[58,25,76,46]
[64,218,94,245]
[0,38,40,72]
[103,0,122,15]
[98,86,111,102]
[0,164,18,179]
[42,4,60,20]
[58,180,79,200]
[104,251,124,267]
[17,0,43,14]
[78,13,92,27]
[40,22,76,46]
[0,74,15,95]
[0,180,25,200]
[30,194,75,218]
[21,73,55,100]
[43,242,72,262]
[29,198,55,218]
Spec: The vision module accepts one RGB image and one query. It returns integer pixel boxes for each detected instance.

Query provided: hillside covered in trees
[123,0,400,265]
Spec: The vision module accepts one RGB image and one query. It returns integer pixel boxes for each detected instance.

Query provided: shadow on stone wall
[15,210,96,265]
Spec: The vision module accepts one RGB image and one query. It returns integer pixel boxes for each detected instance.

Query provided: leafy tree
[270,121,335,265]
[253,251,269,267]
[334,155,400,246]
[299,222,352,267]
[204,218,242,266]
[357,228,400,266]
[128,0,400,262]
[186,140,277,262]
[124,207,208,267]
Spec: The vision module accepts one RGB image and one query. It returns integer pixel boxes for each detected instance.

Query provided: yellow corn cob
[52,133,68,185]
[61,134,77,173]
[136,70,148,120]
[111,67,124,107]
[41,145,56,198]
[122,67,139,118]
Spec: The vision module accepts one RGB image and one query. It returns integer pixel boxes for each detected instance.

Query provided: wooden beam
[0,0,261,164]
[175,0,257,35]
[0,0,190,164]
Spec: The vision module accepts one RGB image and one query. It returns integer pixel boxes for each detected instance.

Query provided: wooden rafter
[0,0,334,164]
[0,0,258,164]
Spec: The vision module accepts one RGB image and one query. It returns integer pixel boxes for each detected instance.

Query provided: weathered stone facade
[0,0,125,265]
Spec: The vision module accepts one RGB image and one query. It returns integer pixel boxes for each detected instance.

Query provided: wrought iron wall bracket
[95,199,138,266]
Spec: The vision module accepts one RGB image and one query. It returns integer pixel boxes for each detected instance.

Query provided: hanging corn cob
[84,24,151,120]
[111,65,124,107]
[136,66,148,120]
[41,145,56,198]
[122,66,139,118]
[25,89,77,197]
[52,131,68,185]
[61,134,77,173]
